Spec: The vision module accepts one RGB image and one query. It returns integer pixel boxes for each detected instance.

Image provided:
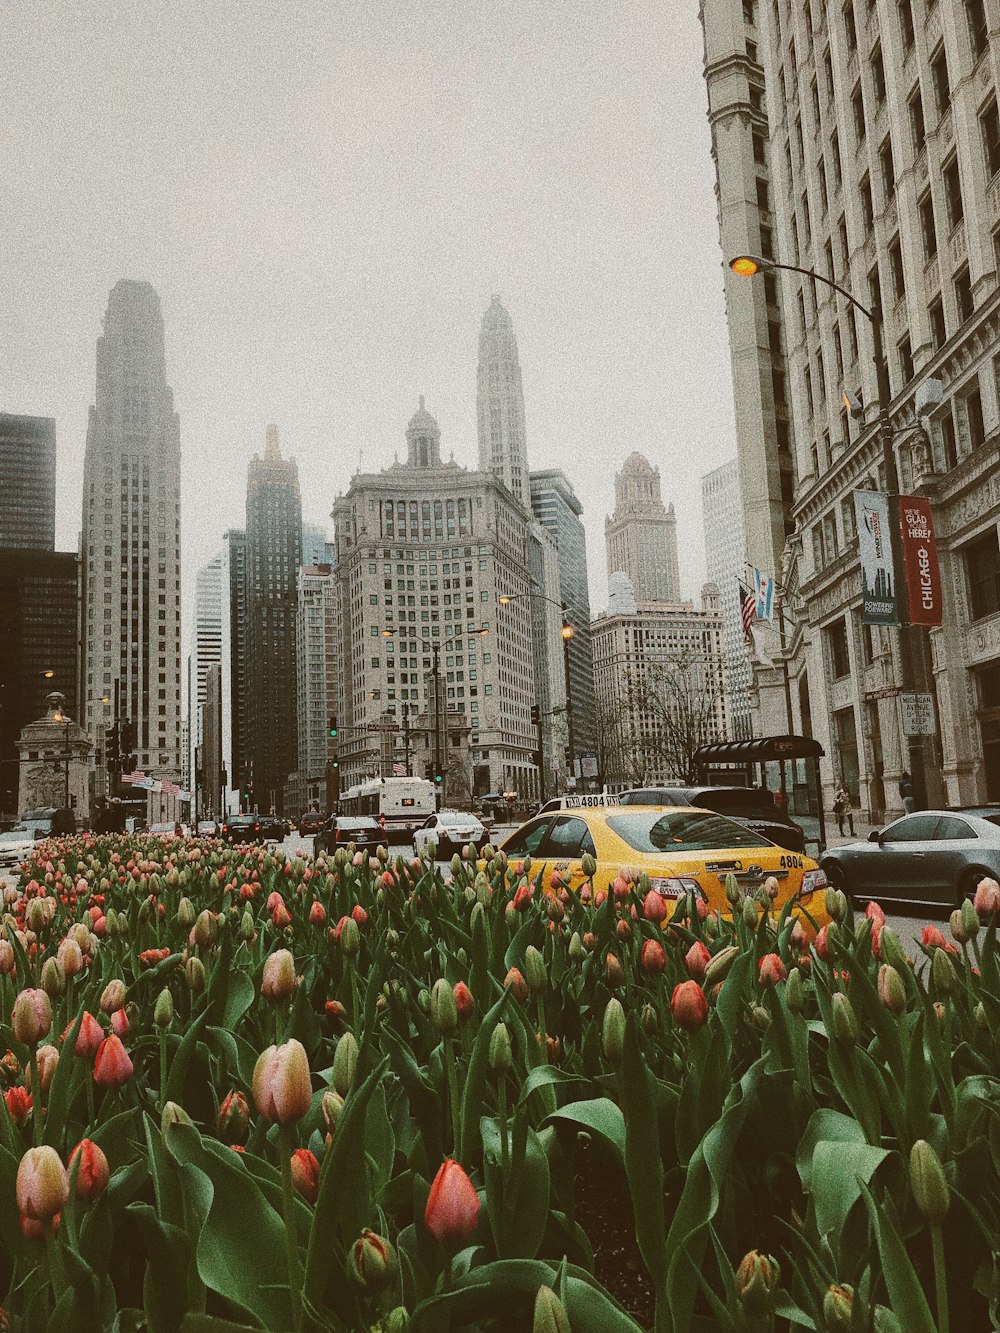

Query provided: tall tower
[245,425,302,813]
[189,552,223,806]
[81,280,182,784]
[0,414,56,550]
[222,529,247,810]
[604,452,680,603]
[477,296,530,507]
[702,458,752,740]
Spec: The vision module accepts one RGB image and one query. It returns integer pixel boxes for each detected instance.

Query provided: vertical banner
[898,495,942,626]
[854,490,898,625]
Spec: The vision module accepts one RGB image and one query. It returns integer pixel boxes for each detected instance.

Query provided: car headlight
[799,868,828,898]
[649,876,706,901]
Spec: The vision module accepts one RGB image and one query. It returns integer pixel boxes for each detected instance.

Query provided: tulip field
[0,835,998,1332]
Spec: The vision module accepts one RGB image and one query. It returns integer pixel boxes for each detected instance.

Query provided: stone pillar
[17,693,93,823]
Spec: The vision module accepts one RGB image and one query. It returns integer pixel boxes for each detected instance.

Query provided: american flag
[738,581,756,640]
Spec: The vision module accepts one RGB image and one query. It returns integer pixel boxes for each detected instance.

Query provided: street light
[729,252,930,809]
[497,591,576,790]
[380,625,488,799]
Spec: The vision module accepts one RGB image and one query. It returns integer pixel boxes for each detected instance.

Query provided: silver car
[0,827,39,869]
[821,809,1000,909]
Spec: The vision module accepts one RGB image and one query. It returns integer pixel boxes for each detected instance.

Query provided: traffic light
[530,704,540,726]
[328,716,338,738]
[434,773,443,785]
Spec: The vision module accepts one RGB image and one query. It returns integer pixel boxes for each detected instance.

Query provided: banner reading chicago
[854,490,898,625]
[898,494,942,626]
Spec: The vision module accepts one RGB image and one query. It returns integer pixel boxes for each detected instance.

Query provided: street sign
[900,692,935,736]
[580,751,598,778]
[366,722,400,732]
[864,686,902,701]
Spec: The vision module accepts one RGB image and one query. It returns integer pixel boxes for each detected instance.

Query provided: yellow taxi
[499,804,830,927]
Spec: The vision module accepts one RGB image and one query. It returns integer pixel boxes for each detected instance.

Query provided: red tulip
[604,952,625,986]
[110,1008,129,1038]
[70,1012,104,1059]
[69,1139,110,1201]
[685,940,711,981]
[453,981,475,1023]
[921,925,959,956]
[503,967,528,1004]
[640,939,666,974]
[758,954,787,987]
[93,1034,133,1089]
[218,1089,250,1143]
[671,980,708,1031]
[865,900,886,927]
[642,889,667,924]
[424,1158,480,1242]
[4,1085,32,1126]
[814,925,830,961]
[290,1148,320,1203]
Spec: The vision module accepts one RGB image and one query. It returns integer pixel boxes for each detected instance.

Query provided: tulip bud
[339,916,361,958]
[642,889,667,924]
[758,953,786,987]
[332,1032,359,1097]
[349,1228,398,1290]
[786,967,805,1014]
[322,1089,345,1134]
[424,1158,480,1243]
[489,1022,512,1077]
[240,908,255,940]
[57,937,84,978]
[961,895,981,939]
[524,946,546,993]
[604,953,625,986]
[253,1040,312,1125]
[154,988,174,1029]
[824,887,847,922]
[878,926,909,972]
[290,1148,320,1203]
[185,957,206,993]
[431,978,458,1036]
[580,852,597,879]
[735,1250,781,1315]
[671,980,708,1032]
[194,910,217,950]
[872,964,905,1018]
[40,958,66,999]
[568,932,584,964]
[830,992,859,1043]
[931,947,956,997]
[100,979,126,1014]
[640,1002,658,1034]
[176,897,196,929]
[69,1139,110,1202]
[218,1089,250,1142]
[975,1000,989,1033]
[602,998,626,1065]
[93,1034,133,1089]
[910,1138,950,1223]
[383,1309,410,1333]
[704,945,738,986]
[724,873,741,906]
[640,939,666,974]
[161,1101,194,1134]
[30,1045,58,1096]
[503,967,528,1004]
[823,1285,854,1329]
[452,981,475,1024]
[13,989,52,1047]
[974,875,1000,915]
[16,1145,69,1224]
[261,948,296,1003]
[533,1285,571,1333]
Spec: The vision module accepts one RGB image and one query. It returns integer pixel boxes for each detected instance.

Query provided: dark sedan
[821,810,1000,910]
[617,785,806,854]
[220,815,263,846]
[314,816,384,859]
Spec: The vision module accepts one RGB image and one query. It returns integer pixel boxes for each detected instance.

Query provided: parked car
[298,810,325,837]
[413,810,487,859]
[0,826,40,869]
[498,805,828,927]
[220,814,263,846]
[821,809,1000,910]
[197,820,220,837]
[616,786,806,854]
[314,816,383,858]
[258,814,285,842]
[148,822,180,837]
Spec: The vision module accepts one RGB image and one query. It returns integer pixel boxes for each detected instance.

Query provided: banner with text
[854,490,898,625]
[898,494,942,626]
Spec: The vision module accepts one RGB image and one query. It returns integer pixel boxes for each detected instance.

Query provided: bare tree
[628,649,727,785]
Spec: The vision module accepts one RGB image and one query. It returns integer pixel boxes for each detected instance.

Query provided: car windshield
[337,818,378,830]
[0,830,29,842]
[607,810,769,853]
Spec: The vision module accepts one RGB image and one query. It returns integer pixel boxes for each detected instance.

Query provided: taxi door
[537,815,598,897]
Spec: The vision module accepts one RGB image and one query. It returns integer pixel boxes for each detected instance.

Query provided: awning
[693,735,825,764]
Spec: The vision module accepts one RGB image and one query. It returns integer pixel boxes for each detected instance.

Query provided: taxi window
[541,816,597,859]
[607,810,764,853]
[502,818,552,856]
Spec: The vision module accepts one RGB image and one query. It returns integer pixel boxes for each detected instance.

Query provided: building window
[879,138,895,199]
[955,265,973,323]
[860,176,874,231]
[898,334,914,384]
[898,0,915,50]
[844,3,857,53]
[868,264,882,313]
[966,530,1000,620]
[929,295,946,348]
[966,383,986,450]
[981,97,1000,180]
[827,617,851,678]
[852,83,865,143]
[967,0,989,61]
[930,44,950,118]
[941,411,958,469]
[908,86,926,152]
[871,45,886,107]
[919,192,937,260]
[752,130,766,164]
[943,156,964,231]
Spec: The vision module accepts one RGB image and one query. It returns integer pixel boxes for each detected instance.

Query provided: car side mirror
[868,828,882,843]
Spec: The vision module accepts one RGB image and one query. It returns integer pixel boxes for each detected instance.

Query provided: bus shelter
[692,735,828,854]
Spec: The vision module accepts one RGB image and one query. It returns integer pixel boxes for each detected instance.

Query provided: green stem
[159,1030,168,1112]
[498,1076,509,1182]
[45,1226,67,1304]
[931,1221,949,1333]
[85,1066,96,1128]
[278,1123,304,1330]
[29,1049,42,1146]
[444,1037,460,1160]
[348,956,360,1030]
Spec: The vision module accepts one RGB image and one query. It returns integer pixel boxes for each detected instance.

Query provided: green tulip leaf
[542,1097,626,1166]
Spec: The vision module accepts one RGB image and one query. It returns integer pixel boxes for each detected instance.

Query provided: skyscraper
[702,459,752,740]
[477,296,530,507]
[0,414,56,550]
[80,280,182,796]
[290,563,338,814]
[245,425,302,813]
[302,523,329,566]
[222,529,247,805]
[530,468,598,773]
[604,453,680,604]
[189,552,223,812]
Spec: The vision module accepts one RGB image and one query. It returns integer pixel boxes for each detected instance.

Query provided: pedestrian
[899,770,915,815]
[832,780,854,837]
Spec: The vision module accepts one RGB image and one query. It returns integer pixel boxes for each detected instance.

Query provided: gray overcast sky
[3,0,736,624]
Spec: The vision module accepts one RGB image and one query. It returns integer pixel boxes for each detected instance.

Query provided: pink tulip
[12,990,52,1047]
[974,876,1000,915]
[16,1145,68,1224]
[69,1139,110,1201]
[671,981,708,1031]
[758,954,787,987]
[685,940,711,980]
[252,1040,312,1125]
